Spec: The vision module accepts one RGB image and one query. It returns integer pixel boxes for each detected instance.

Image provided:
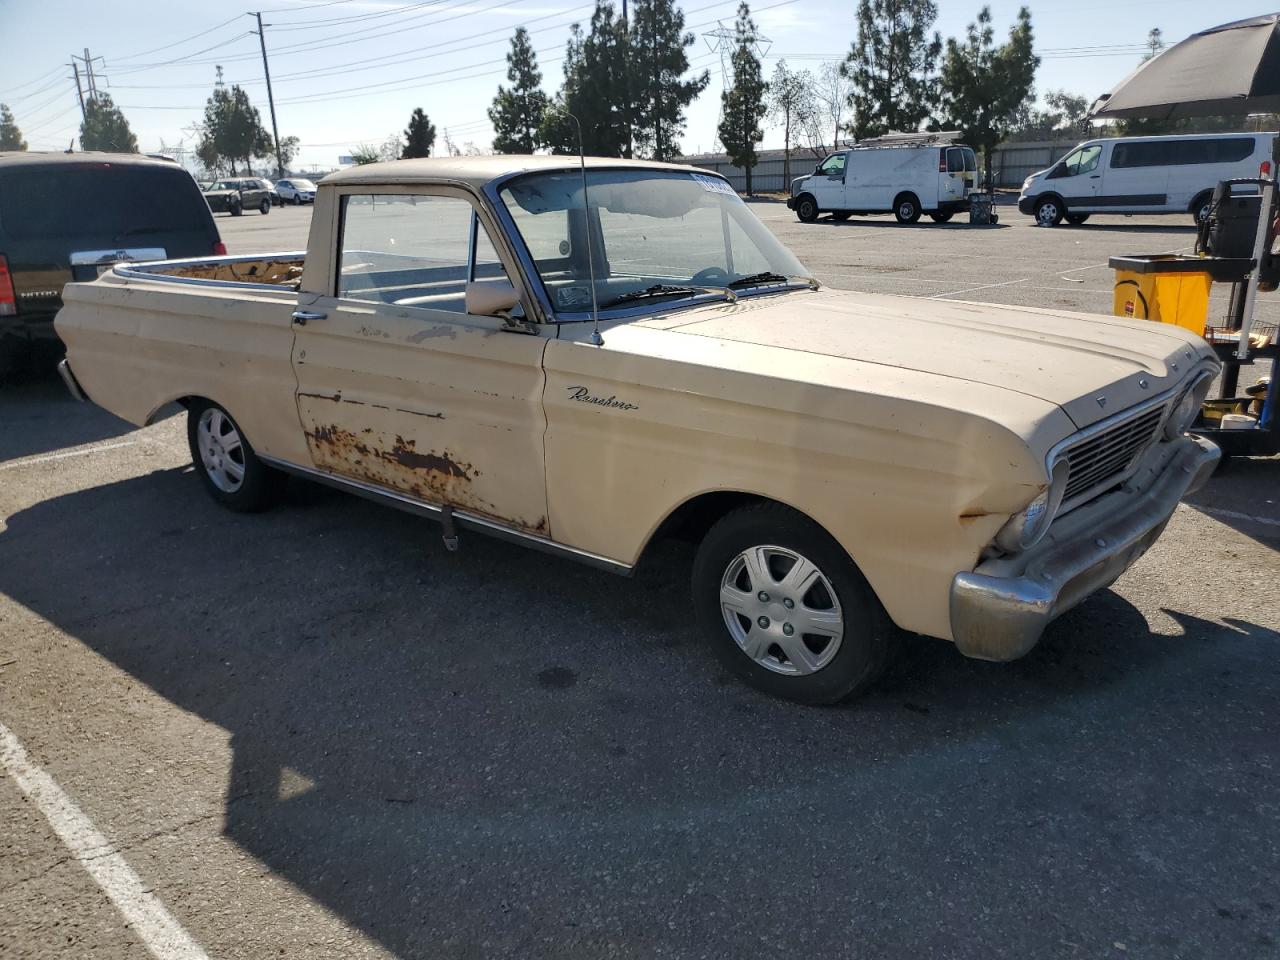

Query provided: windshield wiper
[728,271,820,290]
[598,283,737,310]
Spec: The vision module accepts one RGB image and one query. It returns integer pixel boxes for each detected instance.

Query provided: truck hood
[638,289,1212,429]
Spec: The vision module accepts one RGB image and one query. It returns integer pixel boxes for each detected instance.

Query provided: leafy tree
[348,145,382,165]
[80,94,138,153]
[539,24,587,155]
[717,3,768,196]
[630,0,709,160]
[767,60,816,185]
[278,135,300,171]
[0,104,26,151]
[1144,27,1164,61]
[489,27,548,154]
[842,0,942,138]
[811,62,854,150]
[199,85,271,175]
[938,7,1038,184]
[402,107,435,158]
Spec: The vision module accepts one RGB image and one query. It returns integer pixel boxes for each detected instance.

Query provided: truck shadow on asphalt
[2,468,1277,958]
[0,376,139,462]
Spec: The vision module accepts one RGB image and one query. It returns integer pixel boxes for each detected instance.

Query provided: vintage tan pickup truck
[55,156,1221,703]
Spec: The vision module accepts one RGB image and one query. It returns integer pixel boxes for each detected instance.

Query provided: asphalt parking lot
[2,201,1277,960]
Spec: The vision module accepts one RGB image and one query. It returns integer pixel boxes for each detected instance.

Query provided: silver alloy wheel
[1037,200,1060,225]
[899,200,915,220]
[1197,201,1211,223]
[718,545,844,676]
[197,407,246,493]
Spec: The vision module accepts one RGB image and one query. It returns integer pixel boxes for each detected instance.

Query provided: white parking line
[0,720,211,960]
[0,440,137,472]
[1183,504,1280,528]
[927,278,1028,299]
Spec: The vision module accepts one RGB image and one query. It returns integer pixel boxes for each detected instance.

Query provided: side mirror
[466,279,520,317]
[814,164,822,175]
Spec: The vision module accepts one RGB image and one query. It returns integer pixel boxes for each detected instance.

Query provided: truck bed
[117,252,307,289]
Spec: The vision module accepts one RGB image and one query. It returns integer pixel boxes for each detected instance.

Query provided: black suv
[0,151,223,380]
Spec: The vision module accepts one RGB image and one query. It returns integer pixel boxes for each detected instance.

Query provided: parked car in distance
[263,180,283,206]
[275,178,317,204]
[203,177,273,216]
[1019,132,1278,226]
[55,156,1220,704]
[789,132,978,224]
[0,151,224,380]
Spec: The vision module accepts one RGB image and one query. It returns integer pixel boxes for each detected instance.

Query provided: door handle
[292,310,326,325]
[1090,175,1100,179]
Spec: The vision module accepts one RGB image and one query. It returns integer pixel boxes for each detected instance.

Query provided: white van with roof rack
[787,131,978,225]
[1018,131,1278,226]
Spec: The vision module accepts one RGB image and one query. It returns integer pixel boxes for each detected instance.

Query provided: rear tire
[259,199,271,215]
[187,400,285,512]
[1065,213,1090,225]
[1191,192,1213,226]
[795,195,819,223]
[929,211,954,223]
[893,193,922,224]
[1034,196,1063,226]
[692,503,894,705]
[230,202,243,217]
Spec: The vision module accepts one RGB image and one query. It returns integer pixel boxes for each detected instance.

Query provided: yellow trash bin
[1109,256,1212,336]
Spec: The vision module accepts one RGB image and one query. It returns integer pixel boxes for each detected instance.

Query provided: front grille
[1058,404,1166,509]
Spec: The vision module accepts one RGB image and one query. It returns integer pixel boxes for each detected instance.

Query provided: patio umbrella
[1089,13,1280,120]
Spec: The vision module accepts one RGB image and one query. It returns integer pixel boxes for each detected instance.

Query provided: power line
[109,14,248,64]
[0,65,66,98]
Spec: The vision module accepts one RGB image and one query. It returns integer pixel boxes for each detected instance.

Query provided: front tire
[259,199,271,215]
[692,503,893,705]
[894,193,922,224]
[187,401,284,512]
[292,194,302,206]
[795,195,819,223]
[230,202,243,217]
[1035,196,1064,226]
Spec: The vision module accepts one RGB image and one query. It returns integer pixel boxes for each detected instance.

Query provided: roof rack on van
[842,131,963,149]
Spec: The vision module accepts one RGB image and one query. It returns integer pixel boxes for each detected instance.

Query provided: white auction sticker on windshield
[691,174,736,196]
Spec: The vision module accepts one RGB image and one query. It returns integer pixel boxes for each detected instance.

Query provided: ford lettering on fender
[54,156,1220,704]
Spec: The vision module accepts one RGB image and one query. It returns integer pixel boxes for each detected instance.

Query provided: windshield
[498,169,811,316]
[293,179,317,190]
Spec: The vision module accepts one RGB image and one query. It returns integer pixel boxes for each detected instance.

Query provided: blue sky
[0,0,1270,170]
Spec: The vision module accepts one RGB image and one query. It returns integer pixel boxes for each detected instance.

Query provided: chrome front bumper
[950,434,1220,662]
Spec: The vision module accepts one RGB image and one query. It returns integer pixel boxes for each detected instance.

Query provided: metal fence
[682,139,1083,192]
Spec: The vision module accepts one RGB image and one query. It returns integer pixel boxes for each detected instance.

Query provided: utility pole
[70,60,86,122]
[252,12,285,178]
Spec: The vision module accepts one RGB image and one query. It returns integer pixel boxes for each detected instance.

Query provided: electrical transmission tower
[703,20,771,136]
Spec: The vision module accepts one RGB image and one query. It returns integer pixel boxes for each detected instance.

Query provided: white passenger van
[1018,132,1277,226]
[788,132,977,225]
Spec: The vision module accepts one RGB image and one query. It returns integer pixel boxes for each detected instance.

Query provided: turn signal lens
[0,255,16,317]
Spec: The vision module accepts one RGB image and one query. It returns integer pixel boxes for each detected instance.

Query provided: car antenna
[560,109,603,347]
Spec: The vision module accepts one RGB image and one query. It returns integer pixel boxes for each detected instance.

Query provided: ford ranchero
[54,156,1220,704]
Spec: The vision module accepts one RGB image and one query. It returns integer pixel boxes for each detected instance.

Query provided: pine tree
[489,27,548,154]
[199,85,270,174]
[717,3,768,196]
[938,6,1038,184]
[542,3,630,157]
[629,0,709,161]
[842,0,942,138]
[0,104,26,151]
[80,94,138,153]
[402,108,436,158]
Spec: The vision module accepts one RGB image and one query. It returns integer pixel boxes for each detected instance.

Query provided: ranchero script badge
[566,385,639,411]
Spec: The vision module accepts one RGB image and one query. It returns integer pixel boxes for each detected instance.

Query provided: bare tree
[811,62,854,151]
[767,60,816,186]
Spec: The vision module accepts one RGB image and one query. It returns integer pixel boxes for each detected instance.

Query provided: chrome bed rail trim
[112,251,308,292]
[259,455,633,577]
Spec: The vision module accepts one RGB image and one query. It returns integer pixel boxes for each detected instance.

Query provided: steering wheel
[690,266,731,286]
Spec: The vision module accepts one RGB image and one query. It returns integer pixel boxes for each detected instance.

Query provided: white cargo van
[1018,132,1277,226]
[788,133,977,224]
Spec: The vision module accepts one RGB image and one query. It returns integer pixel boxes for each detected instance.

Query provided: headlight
[995,458,1069,553]
[1164,372,1213,440]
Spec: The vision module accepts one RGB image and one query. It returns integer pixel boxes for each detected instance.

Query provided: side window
[819,154,846,177]
[337,194,509,311]
[1074,145,1101,175]
[946,149,964,173]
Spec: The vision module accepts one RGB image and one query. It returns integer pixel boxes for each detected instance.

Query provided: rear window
[0,164,213,241]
